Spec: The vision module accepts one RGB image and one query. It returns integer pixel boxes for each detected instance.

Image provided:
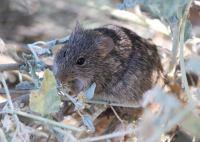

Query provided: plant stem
[60,96,141,108]
[1,73,20,142]
[8,109,83,132]
[179,0,194,107]
[168,8,182,75]
[0,63,21,72]
[28,44,40,61]
[79,127,140,142]
[53,127,77,141]
[0,38,25,64]
[110,106,123,124]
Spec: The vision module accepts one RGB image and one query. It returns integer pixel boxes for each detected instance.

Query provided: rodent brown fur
[53,22,164,112]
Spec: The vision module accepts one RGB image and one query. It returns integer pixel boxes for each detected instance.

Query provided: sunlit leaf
[84,83,96,100]
[29,69,61,115]
[184,21,193,42]
[82,115,95,133]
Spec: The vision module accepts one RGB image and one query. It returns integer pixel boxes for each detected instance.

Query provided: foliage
[29,69,61,116]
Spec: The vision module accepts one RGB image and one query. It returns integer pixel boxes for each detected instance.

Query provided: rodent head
[53,21,114,95]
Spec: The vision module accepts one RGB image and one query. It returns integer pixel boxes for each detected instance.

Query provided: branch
[7,109,83,132]
[0,63,21,72]
[0,93,30,110]
[0,38,25,64]
[60,96,141,108]
[1,73,20,142]
[79,127,140,142]
[168,8,182,76]
[0,63,52,72]
[179,0,195,107]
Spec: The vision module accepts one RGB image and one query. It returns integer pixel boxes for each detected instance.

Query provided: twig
[58,102,70,122]
[53,127,77,142]
[7,109,84,132]
[0,38,25,64]
[60,96,141,108]
[0,89,30,95]
[101,119,120,135]
[0,93,30,110]
[110,106,123,124]
[1,73,20,142]
[45,135,51,142]
[0,63,21,72]
[179,0,195,107]
[91,105,108,122]
[79,127,140,142]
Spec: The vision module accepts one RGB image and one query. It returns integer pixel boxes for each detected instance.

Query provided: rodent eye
[76,58,85,65]
[64,51,66,57]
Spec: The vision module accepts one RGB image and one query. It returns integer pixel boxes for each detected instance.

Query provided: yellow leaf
[29,69,61,115]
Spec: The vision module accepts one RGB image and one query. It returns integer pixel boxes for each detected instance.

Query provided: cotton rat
[53,22,164,109]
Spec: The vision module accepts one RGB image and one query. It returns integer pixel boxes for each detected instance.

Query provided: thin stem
[1,73,20,142]
[53,127,77,142]
[0,38,24,64]
[60,96,141,108]
[28,44,40,61]
[8,109,83,132]
[168,8,182,75]
[110,106,123,124]
[79,127,140,142]
[59,88,77,105]
[179,0,194,107]
[0,63,21,72]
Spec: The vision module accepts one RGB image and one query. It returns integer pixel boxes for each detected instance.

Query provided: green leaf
[16,81,37,90]
[84,83,96,100]
[82,115,95,133]
[20,53,46,88]
[29,69,61,115]
[181,114,200,140]
[38,49,53,58]
[184,21,193,42]
[43,36,70,49]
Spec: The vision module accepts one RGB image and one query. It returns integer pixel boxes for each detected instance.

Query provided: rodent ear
[72,21,83,34]
[97,37,114,55]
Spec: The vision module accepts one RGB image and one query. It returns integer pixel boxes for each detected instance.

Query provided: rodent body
[53,22,164,108]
